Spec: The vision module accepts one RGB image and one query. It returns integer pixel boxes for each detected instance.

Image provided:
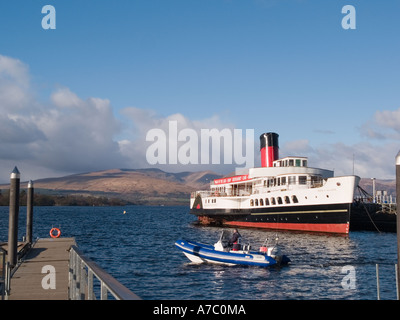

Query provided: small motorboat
[175,230,290,267]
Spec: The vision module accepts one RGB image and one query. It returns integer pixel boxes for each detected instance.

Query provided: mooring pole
[396,151,400,300]
[7,166,20,267]
[26,180,34,244]
[376,264,380,300]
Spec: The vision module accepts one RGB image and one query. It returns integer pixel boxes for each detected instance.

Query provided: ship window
[284,196,290,204]
[255,199,259,206]
[302,160,307,167]
[296,159,301,167]
[292,195,299,203]
[281,177,286,185]
[265,198,269,205]
[289,159,294,166]
[271,197,276,205]
[299,176,307,185]
[277,197,283,204]
[250,199,254,206]
[289,176,296,185]
[260,198,264,206]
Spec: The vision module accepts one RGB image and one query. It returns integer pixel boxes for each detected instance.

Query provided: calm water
[0,205,398,300]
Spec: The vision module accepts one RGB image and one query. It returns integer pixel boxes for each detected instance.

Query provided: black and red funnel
[260,132,279,167]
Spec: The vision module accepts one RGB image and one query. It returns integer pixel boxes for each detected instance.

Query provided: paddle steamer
[190,133,360,234]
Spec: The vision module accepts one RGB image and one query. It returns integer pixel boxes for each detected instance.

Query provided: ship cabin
[273,156,308,168]
[207,156,334,198]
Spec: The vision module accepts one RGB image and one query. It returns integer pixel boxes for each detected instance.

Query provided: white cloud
[374,108,400,133]
[31,87,127,173]
[282,135,398,179]
[0,55,128,182]
[0,54,244,182]
[119,106,244,173]
[0,54,398,183]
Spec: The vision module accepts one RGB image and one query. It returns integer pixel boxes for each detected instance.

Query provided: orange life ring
[50,227,61,238]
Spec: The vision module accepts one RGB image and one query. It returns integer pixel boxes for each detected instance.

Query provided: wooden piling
[7,167,20,267]
[26,180,34,244]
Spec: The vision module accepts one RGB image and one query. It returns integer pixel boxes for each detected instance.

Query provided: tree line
[0,189,131,206]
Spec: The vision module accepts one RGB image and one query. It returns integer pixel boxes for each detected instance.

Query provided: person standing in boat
[229,229,242,251]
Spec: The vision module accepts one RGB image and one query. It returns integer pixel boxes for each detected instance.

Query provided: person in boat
[229,229,242,251]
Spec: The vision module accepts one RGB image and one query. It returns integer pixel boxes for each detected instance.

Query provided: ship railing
[191,191,212,198]
[310,180,324,188]
[192,190,252,198]
[191,180,325,199]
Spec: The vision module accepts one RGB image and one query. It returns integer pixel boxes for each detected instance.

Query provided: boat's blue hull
[175,239,289,267]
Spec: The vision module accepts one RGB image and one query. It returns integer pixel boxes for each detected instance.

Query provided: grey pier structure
[1,167,140,300]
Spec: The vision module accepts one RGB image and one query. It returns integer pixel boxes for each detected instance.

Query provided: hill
[0,168,396,206]
[0,168,223,206]
[357,178,396,198]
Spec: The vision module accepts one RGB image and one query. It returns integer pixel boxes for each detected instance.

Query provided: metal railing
[68,245,141,300]
[1,242,33,300]
[0,248,12,300]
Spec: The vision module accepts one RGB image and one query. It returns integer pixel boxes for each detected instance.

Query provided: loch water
[0,205,398,300]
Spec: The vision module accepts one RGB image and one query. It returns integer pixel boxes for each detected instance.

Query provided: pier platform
[7,237,75,300]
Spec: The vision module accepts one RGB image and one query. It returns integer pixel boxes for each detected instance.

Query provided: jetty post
[7,166,21,267]
[26,180,34,244]
[396,151,400,299]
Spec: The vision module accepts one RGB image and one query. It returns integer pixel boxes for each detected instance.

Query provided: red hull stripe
[225,221,349,234]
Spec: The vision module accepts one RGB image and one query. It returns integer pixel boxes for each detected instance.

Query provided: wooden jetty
[2,237,141,300]
[7,238,75,300]
[1,167,140,301]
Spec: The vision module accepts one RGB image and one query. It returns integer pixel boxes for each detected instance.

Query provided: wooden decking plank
[8,238,76,300]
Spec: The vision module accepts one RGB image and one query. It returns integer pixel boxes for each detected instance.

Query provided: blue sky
[0,0,399,182]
